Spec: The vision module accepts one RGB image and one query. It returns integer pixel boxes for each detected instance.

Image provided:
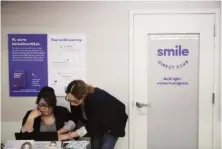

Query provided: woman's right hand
[58,132,79,141]
[28,108,42,120]
[22,108,41,133]
[58,133,70,141]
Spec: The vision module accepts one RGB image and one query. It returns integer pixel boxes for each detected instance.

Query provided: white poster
[48,35,86,96]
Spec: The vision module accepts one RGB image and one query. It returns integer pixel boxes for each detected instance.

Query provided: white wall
[221,2,222,149]
[1,1,221,149]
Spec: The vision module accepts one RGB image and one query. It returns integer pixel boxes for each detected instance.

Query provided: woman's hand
[58,133,70,141]
[58,131,80,141]
[68,131,80,139]
[22,108,41,133]
[57,127,68,135]
[28,108,41,120]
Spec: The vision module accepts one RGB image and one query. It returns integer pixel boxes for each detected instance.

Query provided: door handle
[136,102,151,108]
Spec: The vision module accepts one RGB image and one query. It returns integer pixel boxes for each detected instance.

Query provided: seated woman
[21,86,75,140]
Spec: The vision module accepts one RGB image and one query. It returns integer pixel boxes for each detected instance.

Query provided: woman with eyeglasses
[21,86,73,140]
[64,80,128,149]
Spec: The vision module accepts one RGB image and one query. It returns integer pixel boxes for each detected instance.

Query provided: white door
[130,12,215,149]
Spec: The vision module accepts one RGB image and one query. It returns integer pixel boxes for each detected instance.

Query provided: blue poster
[8,34,48,96]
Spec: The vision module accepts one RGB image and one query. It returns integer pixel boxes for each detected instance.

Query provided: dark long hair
[36,86,57,107]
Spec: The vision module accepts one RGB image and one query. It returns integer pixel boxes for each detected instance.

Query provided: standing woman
[65,80,128,149]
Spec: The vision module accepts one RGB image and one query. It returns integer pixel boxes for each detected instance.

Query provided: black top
[22,106,71,133]
[70,88,128,137]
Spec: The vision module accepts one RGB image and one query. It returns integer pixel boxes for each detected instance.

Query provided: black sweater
[22,106,71,132]
[70,88,128,137]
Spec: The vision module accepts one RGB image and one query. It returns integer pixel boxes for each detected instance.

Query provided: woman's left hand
[58,131,79,140]
[68,131,80,139]
[58,133,70,141]
[57,127,68,135]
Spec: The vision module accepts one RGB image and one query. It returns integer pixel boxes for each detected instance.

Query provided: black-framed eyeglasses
[38,103,52,110]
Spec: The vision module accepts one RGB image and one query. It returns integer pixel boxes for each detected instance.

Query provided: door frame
[129,9,220,149]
